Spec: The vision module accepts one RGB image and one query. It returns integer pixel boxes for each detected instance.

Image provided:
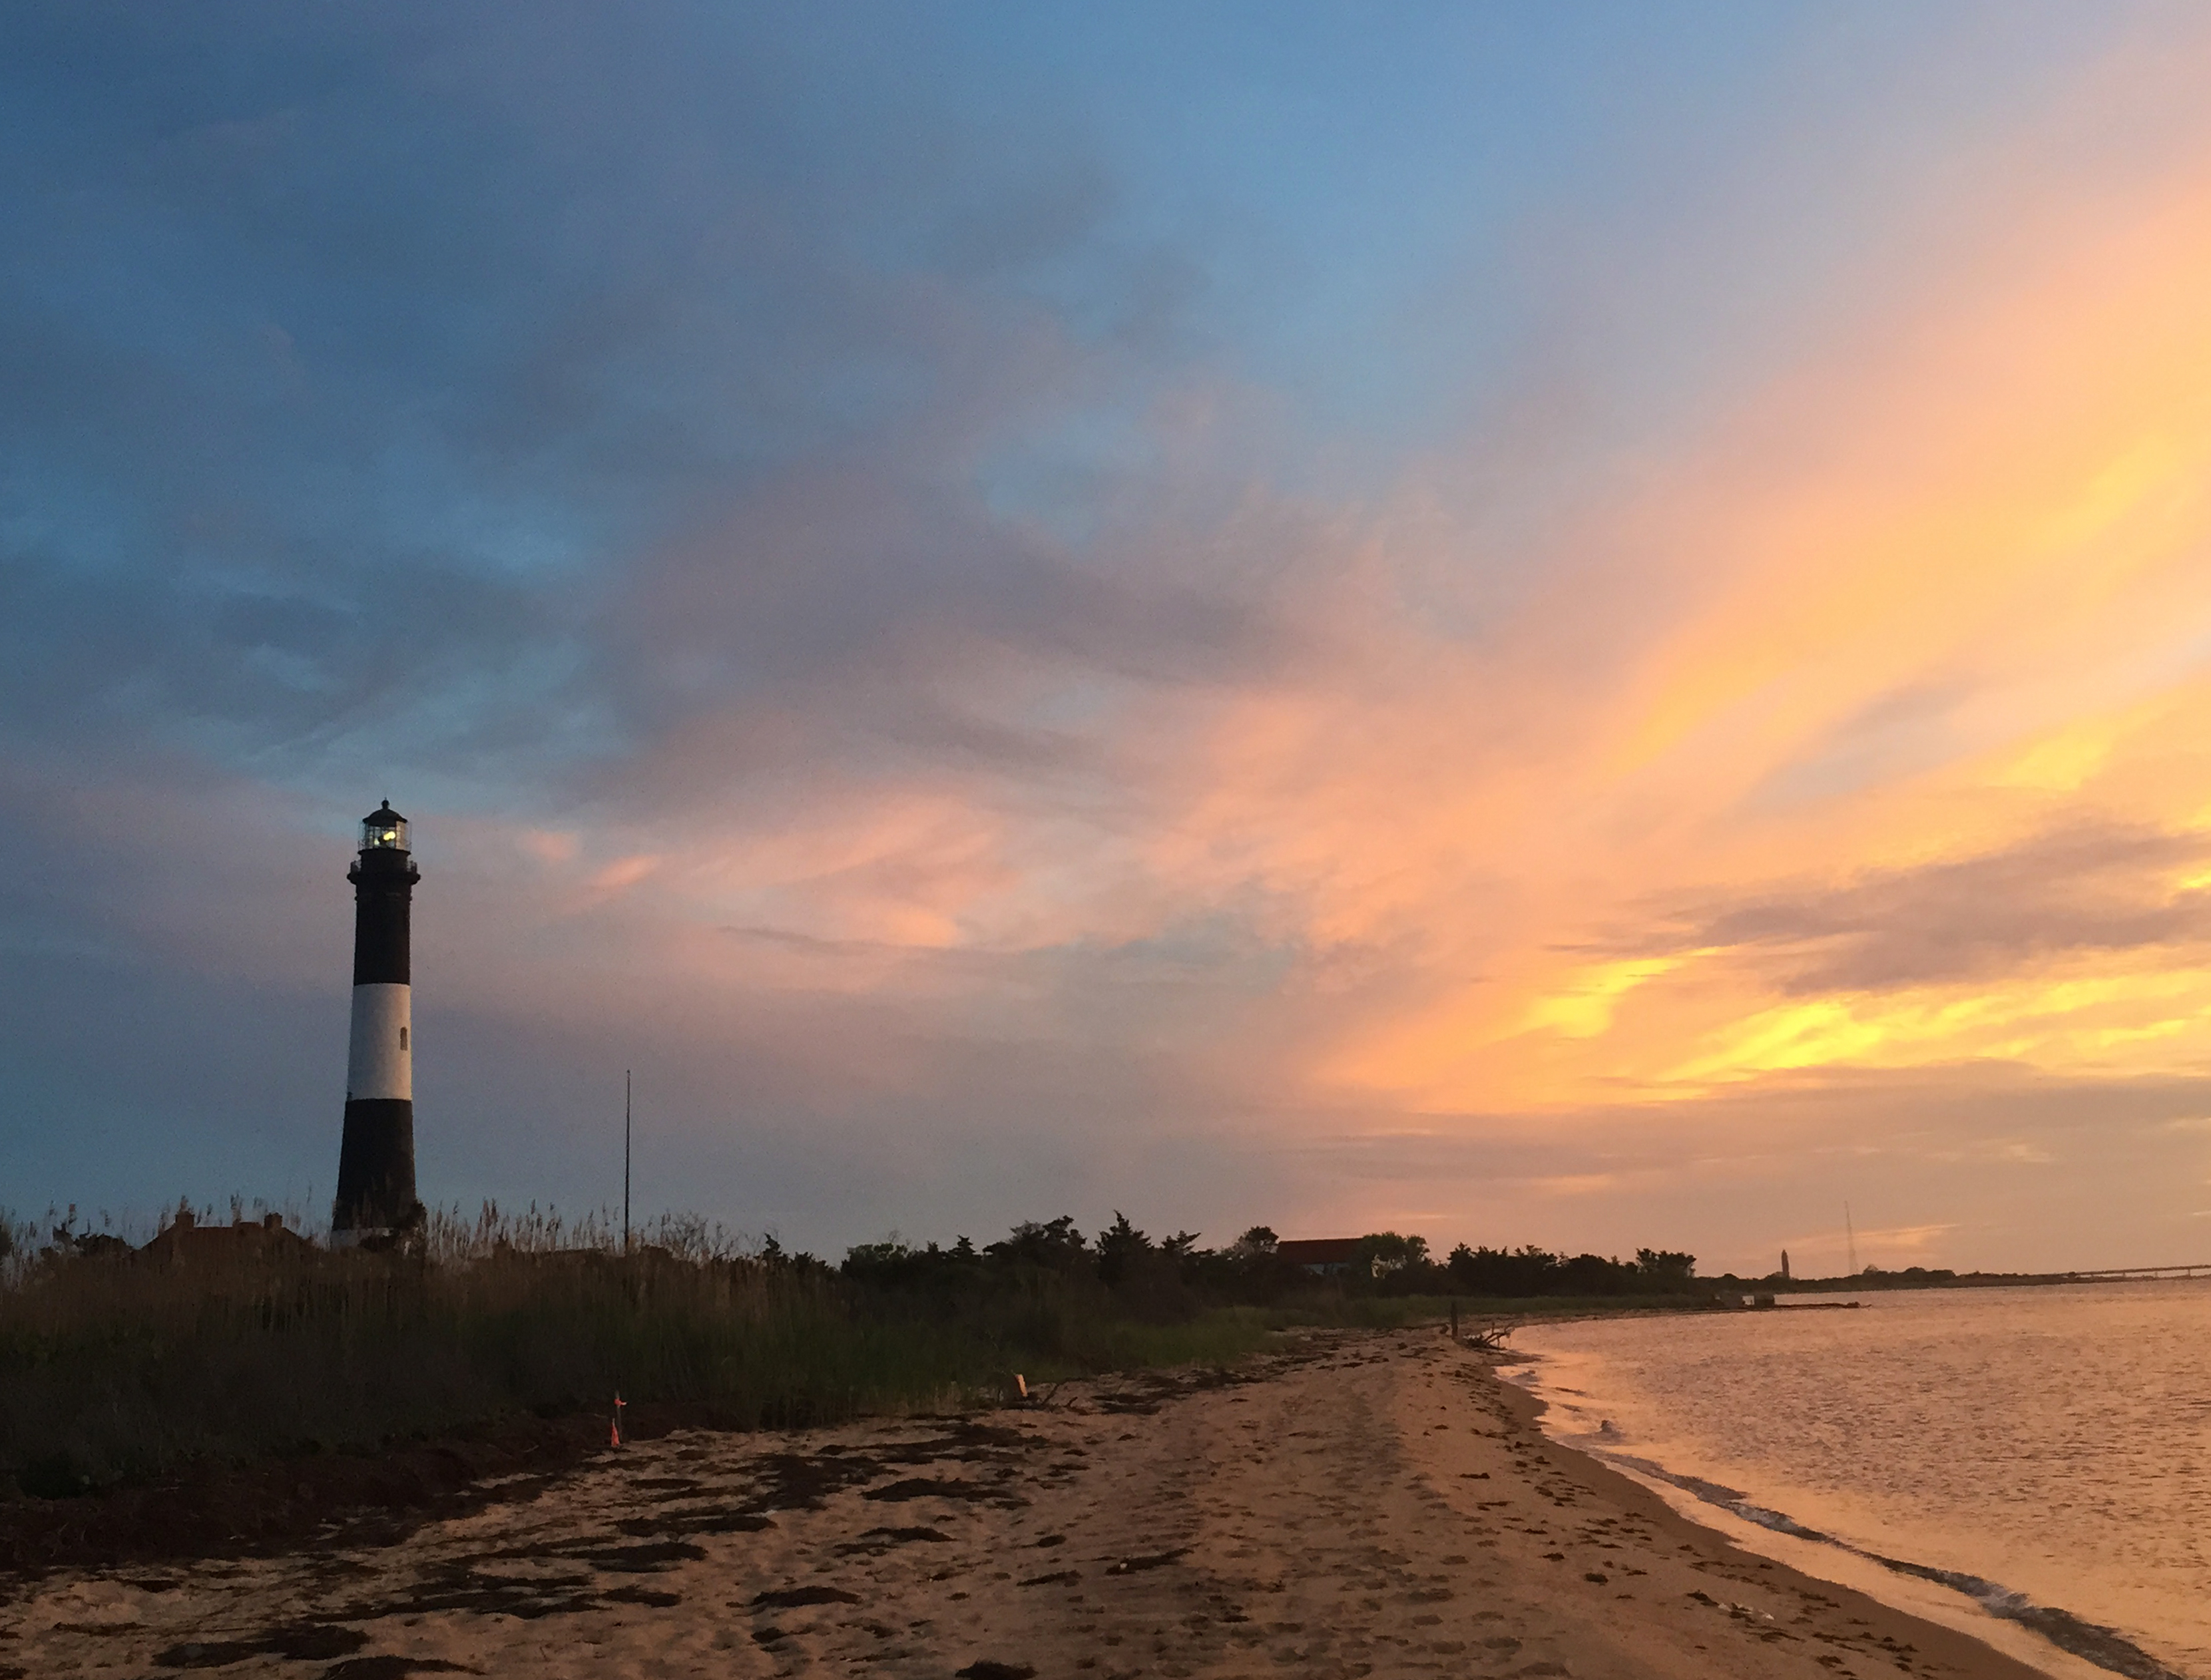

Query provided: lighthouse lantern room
[333,799,423,1245]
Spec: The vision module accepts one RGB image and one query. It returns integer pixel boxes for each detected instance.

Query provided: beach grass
[0,1209,1292,1498]
[0,1197,1733,1500]
[1,1245,886,1495]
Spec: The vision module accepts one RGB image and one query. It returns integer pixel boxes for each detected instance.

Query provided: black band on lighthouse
[334,1098,416,1232]
[349,846,416,984]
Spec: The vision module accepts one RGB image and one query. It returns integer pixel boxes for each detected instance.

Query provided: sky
[9,3,2211,1273]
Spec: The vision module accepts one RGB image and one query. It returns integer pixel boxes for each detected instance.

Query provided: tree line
[840,1215,1702,1315]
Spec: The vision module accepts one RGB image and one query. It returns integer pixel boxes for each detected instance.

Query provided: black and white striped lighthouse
[333,800,422,1243]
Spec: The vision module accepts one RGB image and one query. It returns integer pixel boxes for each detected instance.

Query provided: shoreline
[1449,1345,2067,1680]
[7,1326,2083,1678]
[1503,1330,2190,1680]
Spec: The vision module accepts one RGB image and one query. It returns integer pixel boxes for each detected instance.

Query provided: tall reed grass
[0,1201,1286,1498]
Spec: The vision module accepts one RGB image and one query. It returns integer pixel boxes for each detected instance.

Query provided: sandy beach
[3,1327,2051,1680]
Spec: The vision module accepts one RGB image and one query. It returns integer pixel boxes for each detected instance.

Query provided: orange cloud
[1124,136,2211,1117]
[423,52,2211,1201]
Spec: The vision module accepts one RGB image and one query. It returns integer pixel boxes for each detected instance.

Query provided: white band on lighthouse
[346,982,413,1101]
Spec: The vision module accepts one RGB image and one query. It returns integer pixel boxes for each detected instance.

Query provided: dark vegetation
[845,1219,1705,1304]
[1,1202,1721,1504]
[1715,1264,2030,1291]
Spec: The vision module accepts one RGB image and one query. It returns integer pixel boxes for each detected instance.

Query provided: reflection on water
[1515,1283,2211,1680]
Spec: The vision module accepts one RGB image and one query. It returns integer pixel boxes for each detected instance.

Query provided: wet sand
[5,1327,2053,1679]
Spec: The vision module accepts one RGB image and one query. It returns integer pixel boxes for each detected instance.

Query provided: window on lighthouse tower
[399,1027,408,1049]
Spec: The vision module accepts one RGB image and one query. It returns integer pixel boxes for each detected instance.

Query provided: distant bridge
[2064,1263,2211,1282]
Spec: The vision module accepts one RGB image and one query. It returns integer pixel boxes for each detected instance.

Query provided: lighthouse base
[333,1096,421,1239]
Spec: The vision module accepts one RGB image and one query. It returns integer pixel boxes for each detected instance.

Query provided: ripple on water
[1515,1283,2211,1680]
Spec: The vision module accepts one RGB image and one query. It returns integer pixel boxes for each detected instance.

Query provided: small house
[138,1209,318,1266]
[1275,1237,1365,1275]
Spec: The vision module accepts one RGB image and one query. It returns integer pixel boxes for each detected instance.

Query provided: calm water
[1513,1284,2211,1680]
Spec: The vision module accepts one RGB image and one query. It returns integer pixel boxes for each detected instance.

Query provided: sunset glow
[11,6,2211,1273]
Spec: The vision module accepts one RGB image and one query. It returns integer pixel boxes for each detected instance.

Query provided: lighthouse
[333,800,422,1244]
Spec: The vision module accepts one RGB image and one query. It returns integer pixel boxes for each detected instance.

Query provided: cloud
[1641,822,2211,993]
[12,5,2211,1276]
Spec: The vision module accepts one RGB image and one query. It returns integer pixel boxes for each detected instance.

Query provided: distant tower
[1781,1249,1791,1281]
[333,801,422,1243]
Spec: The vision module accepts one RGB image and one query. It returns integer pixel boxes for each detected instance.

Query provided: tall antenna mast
[1845,1201,1857,1277]
[623,1069,632,1257]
